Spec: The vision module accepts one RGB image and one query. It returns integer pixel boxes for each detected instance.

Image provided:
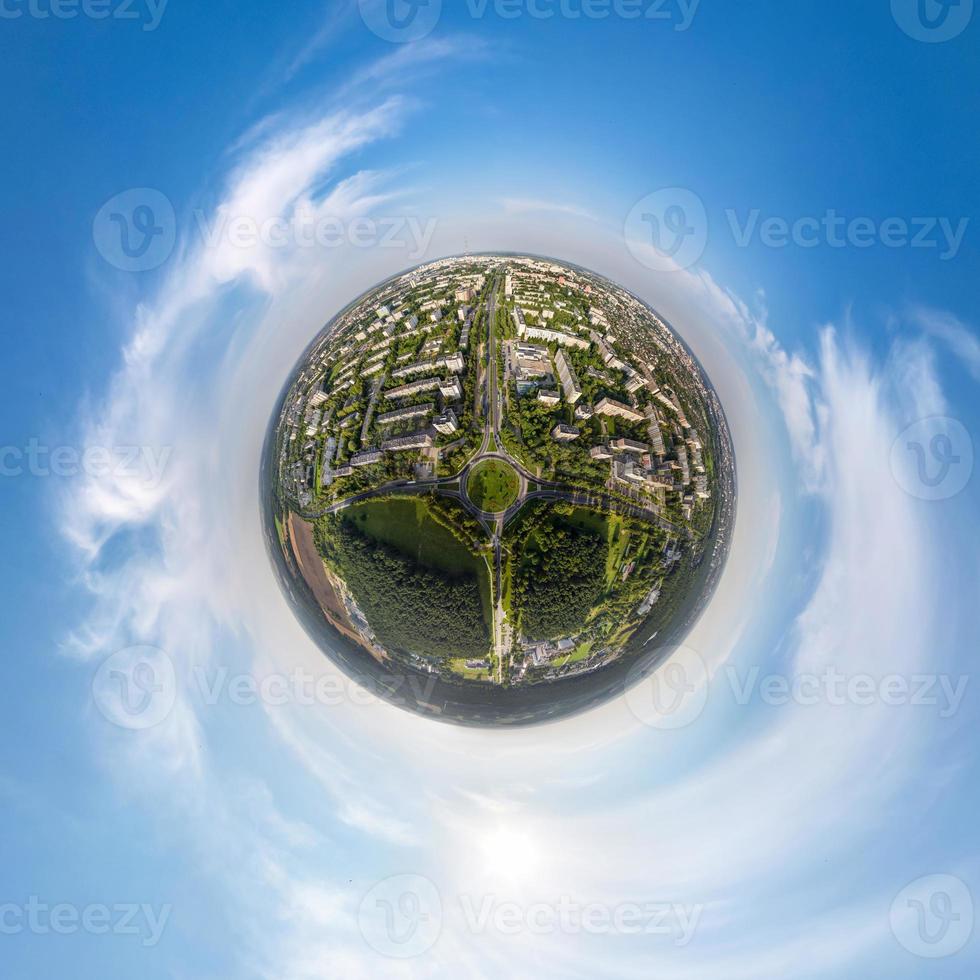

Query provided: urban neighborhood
[270,255,735,699]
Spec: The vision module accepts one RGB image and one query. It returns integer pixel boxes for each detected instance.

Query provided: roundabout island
[466,459,520,515]
[263,254,736,726]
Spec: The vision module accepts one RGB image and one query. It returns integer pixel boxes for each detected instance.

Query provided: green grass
[343,496,494,631]
[447,657,494,682]
[567,640,595,664]
[557,508,631,590]
[468,459,520,513]
[344,497,476,576]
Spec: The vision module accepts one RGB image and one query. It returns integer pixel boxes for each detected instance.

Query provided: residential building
[595,397,645,423]
[439,377,463,401]
[611,438,648,455]
[385,378,442,400]
[537,389,561,406]
[554,349,583,405]
[433,409,459,435]
[375,403,434,426]
[350,449,384,467]
[625,372,646,394]
[382,432,433,452]
[513,307,589,349]
[645,410,667,456]
[391,352,465,380]
[552,424,581,442]
[676,443,691,485]
[612,460,649,485]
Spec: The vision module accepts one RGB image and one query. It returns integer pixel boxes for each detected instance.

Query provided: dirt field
[286,514,374,655]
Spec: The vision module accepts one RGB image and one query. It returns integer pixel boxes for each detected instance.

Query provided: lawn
[342,496,493,625]
[344,497,475,575]
[468,459,520,513]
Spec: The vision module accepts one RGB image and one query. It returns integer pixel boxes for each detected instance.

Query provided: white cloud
[913,306,980,382]
[499,197,598,221]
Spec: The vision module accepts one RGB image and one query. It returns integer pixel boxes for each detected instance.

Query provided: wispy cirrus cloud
[500,196,598,222]
[912,306,980,381]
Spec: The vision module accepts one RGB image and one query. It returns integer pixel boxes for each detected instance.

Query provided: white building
[595,397,644,423]
[433,409,459,435]
[612,438,648,455]
[382,432,433,452]
[554,349,583,405]
[385,377,442,400]
[439,377,463,401]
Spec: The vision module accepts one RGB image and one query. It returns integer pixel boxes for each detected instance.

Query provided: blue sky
[1,2,979,977]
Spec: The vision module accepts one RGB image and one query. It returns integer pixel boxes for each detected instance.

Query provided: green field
[468,459,520,513]
[557,507,631,589]
[342,496,493,627]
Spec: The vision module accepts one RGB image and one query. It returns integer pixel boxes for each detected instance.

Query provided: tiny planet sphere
[262,254,736,727]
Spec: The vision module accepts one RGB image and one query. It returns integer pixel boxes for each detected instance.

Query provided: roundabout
[465,458,521,515]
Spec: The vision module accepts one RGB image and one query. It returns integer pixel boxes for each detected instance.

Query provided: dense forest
[318,519,490,661]
[514,522,607,639]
